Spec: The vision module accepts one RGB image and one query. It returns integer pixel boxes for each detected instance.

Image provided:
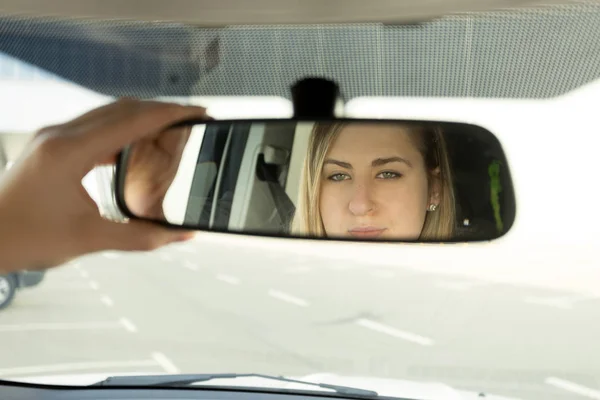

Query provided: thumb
[87,218,195,253]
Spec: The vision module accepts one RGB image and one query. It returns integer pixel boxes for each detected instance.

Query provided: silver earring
[428,204,437,212]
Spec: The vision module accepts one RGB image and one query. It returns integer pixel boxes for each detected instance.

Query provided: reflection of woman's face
[319,124,433,240]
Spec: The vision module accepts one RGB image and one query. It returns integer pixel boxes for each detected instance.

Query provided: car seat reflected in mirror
[114,119,515,242]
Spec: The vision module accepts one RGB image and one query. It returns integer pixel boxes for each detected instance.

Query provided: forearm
[0,192,61,273]
[0,208,31,273]
[0,222,66,274]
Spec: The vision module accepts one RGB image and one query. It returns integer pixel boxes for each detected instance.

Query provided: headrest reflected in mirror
[115,119,515,242]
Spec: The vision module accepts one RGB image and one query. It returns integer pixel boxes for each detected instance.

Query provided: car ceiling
[0,1,599,99]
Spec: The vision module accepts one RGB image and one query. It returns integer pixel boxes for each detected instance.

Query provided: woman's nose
[348,183,375,216]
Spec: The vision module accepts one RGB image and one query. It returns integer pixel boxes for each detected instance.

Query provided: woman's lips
[348,227,387,238]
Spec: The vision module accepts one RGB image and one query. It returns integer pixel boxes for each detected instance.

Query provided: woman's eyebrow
[372,156,412,168]
[324,159,352,169]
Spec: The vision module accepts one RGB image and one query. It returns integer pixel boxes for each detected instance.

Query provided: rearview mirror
[114,119,515,242]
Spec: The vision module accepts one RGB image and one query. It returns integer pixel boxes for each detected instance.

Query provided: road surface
[1,239,599,400]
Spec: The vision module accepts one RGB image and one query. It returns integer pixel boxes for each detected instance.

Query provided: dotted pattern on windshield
[0,2,599,99]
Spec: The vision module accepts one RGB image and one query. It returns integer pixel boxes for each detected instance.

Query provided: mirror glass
[115,119,515,242]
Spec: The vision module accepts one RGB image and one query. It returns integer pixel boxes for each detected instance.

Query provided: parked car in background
[0,270,46,310]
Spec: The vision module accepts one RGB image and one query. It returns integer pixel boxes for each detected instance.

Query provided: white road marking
[119,318,138,333]
[268,289,309,307]
[101,296,114,307]
[159,254,173,262]
[329,264,349,271]
[36,284,93,291]
[284,266,311,274]
[216,274,240,285]
[183,261,199,271]
[89,281,99,290]
[79,270,89,279]
[177,246,197,254]
[355,318,434,346]
[72,263,81,270]
[371,270,396,279]
[151,352,180,374]
[524,296,572,310]
[0,360,158,377]
[0,322,123,332]
[524,294,599,310]
[103,252,120,259]
[545,377,600,399]
[434,280,488,291]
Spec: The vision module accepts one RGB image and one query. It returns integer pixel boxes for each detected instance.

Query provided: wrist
[0,186,46,273]
[0,206,28,273]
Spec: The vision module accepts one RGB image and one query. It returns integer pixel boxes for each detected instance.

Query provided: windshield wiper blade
[93,373,379,397]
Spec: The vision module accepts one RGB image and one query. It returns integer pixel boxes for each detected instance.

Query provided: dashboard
[0,383,408,400]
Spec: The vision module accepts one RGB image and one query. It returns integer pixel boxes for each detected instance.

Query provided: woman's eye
[328,173,350,182]
[377,171,402,179]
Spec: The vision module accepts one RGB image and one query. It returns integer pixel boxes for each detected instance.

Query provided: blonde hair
[290,122,456,240]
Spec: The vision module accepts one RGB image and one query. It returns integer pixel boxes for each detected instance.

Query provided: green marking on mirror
[488,160,503,233]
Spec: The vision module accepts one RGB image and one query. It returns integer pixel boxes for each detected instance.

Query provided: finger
[93,153,125,168]
[63,97,147,128]
[84,108,209,168]
[76,102,207,166]
[99,122,193,167]
[157,124,193,159]
[46,98,143,134]
[71,98,187,127]
[36,99,197,139]
[86,217,195,253]
[32,100,146,150]
[95,155,118,166]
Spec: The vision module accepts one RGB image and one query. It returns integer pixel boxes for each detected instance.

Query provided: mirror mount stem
[291,77,345,119]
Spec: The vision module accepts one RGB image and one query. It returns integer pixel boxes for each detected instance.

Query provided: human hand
[122,123,192,220]
[0,99,208,273]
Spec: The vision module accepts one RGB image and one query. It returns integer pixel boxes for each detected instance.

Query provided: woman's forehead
[327,123,419,159]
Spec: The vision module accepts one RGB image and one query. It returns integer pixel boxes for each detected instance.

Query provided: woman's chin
[342,230,422,241]
[347,229,387,239]
[325,229,421,241]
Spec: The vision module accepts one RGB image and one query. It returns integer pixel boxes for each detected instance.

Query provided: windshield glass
[0,3,599,400]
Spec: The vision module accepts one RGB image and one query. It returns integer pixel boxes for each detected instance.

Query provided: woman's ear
[428,167,441,206]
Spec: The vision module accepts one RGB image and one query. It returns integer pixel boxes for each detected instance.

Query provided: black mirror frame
[114,117,516,244]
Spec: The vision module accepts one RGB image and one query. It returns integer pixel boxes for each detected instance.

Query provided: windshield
[0,3,599,400]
